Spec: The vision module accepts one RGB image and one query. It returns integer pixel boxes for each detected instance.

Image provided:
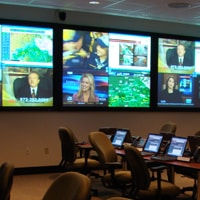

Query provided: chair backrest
[124,145,151,190]
[194,130,200,136]
[0,162,15,200]
[58,127,79,164]
[88,131,117,164]
[159,122,176,134]
[42,171,91,200]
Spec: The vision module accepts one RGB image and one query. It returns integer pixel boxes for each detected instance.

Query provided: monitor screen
[167,137,187,157]
[0,24,54,107]
[143,133,163,153]
[157,37,200,108]
[112,129,127,148]
[62,28,151,109]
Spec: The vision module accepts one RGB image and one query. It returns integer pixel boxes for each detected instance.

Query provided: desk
[115,149,200,200]
[76,143,93,165]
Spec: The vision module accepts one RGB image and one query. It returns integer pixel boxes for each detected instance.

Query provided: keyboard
[141,151,155,156]
[151,155,177,161]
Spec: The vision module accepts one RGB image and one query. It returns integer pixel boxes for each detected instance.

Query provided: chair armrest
[104,162,122,169]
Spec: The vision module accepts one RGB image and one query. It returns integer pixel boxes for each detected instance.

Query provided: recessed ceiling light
[89,1,100,5]
[168,2,191,8]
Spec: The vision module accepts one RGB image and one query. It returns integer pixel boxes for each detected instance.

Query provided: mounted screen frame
[60,25,152,111]
[0,19,58,111]
[156,33,200,111]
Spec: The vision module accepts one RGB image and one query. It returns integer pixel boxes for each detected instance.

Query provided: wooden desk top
[115,148,200,171]
[76,142,93,149]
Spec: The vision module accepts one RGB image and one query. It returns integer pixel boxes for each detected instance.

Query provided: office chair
[42,171,91,200]
[88,131,132,194]
[58,127,100,174]
[149,122,177,181]
[175,131,200,199]
[124,145,181,200]
[0,162,15,200]
[159,122,176,134]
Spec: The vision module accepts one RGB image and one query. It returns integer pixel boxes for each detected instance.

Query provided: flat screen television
[157,36,200,109]
[0,24,54,108]
[62,28,151,109]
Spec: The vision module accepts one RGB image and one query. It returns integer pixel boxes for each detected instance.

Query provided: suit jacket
[16,85,50,99]
[168,55,193,66]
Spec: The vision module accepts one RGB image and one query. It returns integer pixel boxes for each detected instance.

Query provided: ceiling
[0,0,200,26]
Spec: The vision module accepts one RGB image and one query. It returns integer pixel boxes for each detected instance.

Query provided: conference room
[1,1,200,200]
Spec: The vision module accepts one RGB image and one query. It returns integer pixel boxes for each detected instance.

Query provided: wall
[0,4,199,167]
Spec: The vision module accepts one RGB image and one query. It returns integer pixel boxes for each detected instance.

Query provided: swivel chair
[0,162,15,200]
[149,122,177,181]
[176,130,200,199]
[159,122,176,134]
[88,131,132,194]
[58,127,100,174]
[42,171,91,200]
[124,145,181,200]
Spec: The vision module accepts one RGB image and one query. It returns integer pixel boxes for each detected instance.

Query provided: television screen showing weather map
[0,24,53,107]
[62,29,151,108]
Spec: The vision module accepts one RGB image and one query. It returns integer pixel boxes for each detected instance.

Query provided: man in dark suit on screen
[167,44,194,67]
[15,71,50,99]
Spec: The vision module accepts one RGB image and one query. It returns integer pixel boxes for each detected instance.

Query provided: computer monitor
[1,24,54,108]
[166,136,188,157]
[143,133,163,153]
[111,129,127,148]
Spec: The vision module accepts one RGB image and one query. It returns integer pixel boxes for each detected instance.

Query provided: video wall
[157,37,200,109]
[62,29,151,109]
[0,19,200,111]
[0,23,54,109]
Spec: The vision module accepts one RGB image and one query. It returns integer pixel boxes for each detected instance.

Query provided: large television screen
[0,24,54,107]
[157,37,200,108]
[62,28,151,109]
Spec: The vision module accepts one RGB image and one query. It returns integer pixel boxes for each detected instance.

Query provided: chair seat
[64,157,100,170]
[103,170,132,185]
[137,180,181,199]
